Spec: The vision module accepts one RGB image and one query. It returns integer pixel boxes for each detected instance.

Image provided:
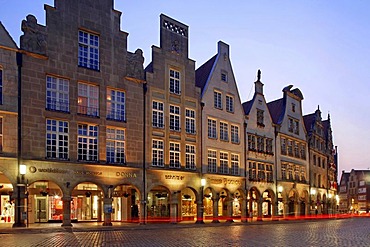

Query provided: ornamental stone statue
[126,49,144,80]
[20,14,47,55]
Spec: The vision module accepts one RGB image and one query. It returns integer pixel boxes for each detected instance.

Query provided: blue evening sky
[1,1,369,175]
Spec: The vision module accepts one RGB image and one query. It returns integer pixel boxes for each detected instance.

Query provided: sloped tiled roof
[303,112,316,134]
[242,98,254,115]
[144,62,153,73]
[267,98,284,125]
[195,54,217,93]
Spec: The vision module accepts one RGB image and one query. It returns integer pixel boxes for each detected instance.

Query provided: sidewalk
[0,215,356,235]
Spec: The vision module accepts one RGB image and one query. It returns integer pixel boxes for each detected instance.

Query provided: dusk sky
[1,1,369,175]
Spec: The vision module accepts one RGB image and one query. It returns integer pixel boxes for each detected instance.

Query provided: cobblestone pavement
[0,218,369,247]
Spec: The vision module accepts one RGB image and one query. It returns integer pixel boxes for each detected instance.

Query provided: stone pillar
[226,198,234,222]
[12,185,26,227]
[102,198,113,226]
[61,196,72,227]
[212,196,220,223]
[139,199,146,225]
[257,197,263,221]
[170,192,179,224]
[195,197,204,224]
[241,198,247,223]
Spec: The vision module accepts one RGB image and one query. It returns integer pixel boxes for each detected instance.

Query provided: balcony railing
[46,99,70,112]
[107,109,125,122]
[78,105,99,117]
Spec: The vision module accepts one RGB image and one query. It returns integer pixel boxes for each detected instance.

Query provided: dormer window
[221,71,228,82]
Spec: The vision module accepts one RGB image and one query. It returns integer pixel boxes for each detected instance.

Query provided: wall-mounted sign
[165,175,185,180]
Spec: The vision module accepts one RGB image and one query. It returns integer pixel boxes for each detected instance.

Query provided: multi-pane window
[106,128,125,164]
[78,30,99,70]
[214,91,222,109]
[78,83,99,117]
[266,138,273,154]
[169,69,180,94]
[152,140,164,167]
[152,101,164,128]
[248,134,256,151]
[77,124,98,161]
[295,166,300,181]
[185,144,196,170]
[288,118,294,132]
[208,119,217,139]
[0,118,2,152]
[46,75,69,112]
[231,154,239,175]
[207,150,217,173]
[287,140,293,156]
[281,164,287,180]
[266,164,273,182]
[281,138,286,155]
[107,89,125,121]
[294,142,299,157]
[185,109,196,134]
[231,125,239,143]
[219,152,229,174]
[0,69,2,104]
[305,144,309,159]
[46,119,69,159]
[257,109,264,127]
[258,163,265,180]
[300,167,306,181]
[221,72,228,82]
[226,95,234,113]
[169,105,180,131]
[169,142,181,168]
[249,162,257,180]
[220,122,228,141]
[287,165,293,180]
[294,120,299,135]
[257,136,264,152]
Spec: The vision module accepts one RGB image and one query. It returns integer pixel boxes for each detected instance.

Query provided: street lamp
[13,164,26,227]
[196,178,206,224]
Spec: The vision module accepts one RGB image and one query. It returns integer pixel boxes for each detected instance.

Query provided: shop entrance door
[35,197,47,222]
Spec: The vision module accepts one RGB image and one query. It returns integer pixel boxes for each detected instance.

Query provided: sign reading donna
[29,166,137,178]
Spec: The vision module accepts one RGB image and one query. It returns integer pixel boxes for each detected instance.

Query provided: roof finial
[257,69,261,81]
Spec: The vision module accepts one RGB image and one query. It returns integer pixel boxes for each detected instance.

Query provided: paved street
[0,218,369,247]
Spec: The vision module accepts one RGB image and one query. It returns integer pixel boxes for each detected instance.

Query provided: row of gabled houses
[0,0,337,227]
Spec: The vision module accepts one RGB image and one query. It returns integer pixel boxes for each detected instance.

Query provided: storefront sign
[165,174,185,180]
[29,166,102,176]
[115,172,137,178]
[208,177,242,186]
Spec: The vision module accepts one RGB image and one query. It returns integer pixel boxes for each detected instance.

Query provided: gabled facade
[196,41,245,222]
[338,171,350,213]
[243,71,276,219]
[267,85,309,216]
[144,14,202,223]
[18,0,145,226]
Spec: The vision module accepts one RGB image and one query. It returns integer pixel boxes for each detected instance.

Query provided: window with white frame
[248,134,256,151]
[185,109,196,134]
[185,144,196,170]
[152,140,164,167]
[249,162,256,180]
[208,118,217,139]
[152,101,164,128]
[0,118,2,152]
[231,154,239,175]
[281,137,286,155]
[231,125,239,143]
[220,122,228,141]
[78,82,99,117]
[169,105,180,131]
[226,95,234,113]
[214,91,222,109]
[0,68,2,105]
[46,75,69,112]
[220,152,229,174]
[169,142,181,168]
[169,69,180,94]
[106,127,125,164]
[107,89,125,121]
[77,124,98,161]
[46,119,69,159]
[207,150,217,173]
[78,30,99,70]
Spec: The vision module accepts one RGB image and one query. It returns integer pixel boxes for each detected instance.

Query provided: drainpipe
[142,82,147,224]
